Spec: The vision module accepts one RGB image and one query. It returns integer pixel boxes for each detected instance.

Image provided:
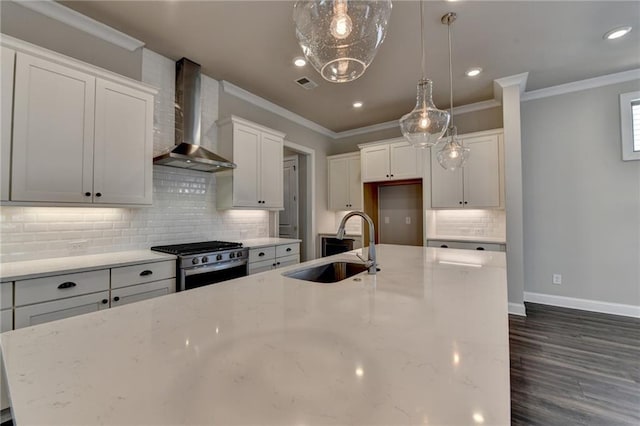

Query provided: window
[620,90,640,161]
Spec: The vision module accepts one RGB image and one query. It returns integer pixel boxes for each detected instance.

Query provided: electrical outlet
[69,240,88,251]
[384,217,390,224]
[405,217,411,225]
[552,274,562,285]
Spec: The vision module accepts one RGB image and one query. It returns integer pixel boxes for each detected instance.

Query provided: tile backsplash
[0,167,269,262]
[429,209,506,239]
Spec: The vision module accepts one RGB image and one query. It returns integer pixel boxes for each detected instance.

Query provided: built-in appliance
[321,237,354,257]
[151,241,248,291]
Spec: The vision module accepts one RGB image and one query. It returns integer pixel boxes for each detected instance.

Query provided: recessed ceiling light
[466,67,482,77]
[353,101,363,108]
[604,26,632,40]
[293,57,306,67]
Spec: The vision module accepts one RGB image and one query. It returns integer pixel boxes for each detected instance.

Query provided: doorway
[279,156,299,239]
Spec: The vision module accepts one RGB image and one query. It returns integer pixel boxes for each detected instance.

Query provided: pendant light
[399,1,449,148]
[293,1,393,83]
[437,12,470,171]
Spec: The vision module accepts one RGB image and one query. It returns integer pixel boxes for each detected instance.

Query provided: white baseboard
[508,302,527,316]
[524,292,640,318]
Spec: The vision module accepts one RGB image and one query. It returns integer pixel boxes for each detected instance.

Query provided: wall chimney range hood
[153,58,236,172]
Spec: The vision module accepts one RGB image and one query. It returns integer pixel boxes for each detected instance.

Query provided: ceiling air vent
[295,76,318,90]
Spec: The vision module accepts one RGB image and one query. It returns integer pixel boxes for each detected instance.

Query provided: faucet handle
[355,252,372,266]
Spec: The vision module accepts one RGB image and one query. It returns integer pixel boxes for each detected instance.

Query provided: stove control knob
[216,254,223,261]
[229,252,235,259]
[237,251,243,257]
[192,257,200,265]
[202,256,209,263]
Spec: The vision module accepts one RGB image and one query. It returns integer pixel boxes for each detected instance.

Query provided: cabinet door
[431,149,464,208]
[276,254,300,269]
[93,79,153,205]
[11,53,95,202]
[111,279,175,307]
[328,158,350,210]
[260,132,283,208]
[1,47,15,201]
[390,141,422,180]
[232,124,261,207]
[463,134,501,208]
[348,157,362,209]
[248,259,276,275]
[361,145,390,182]
[14,291,109,329]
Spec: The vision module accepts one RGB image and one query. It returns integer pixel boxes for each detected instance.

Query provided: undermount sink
[283,262,369,283]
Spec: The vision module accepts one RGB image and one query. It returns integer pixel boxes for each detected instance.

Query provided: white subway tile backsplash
[431,209,506,239]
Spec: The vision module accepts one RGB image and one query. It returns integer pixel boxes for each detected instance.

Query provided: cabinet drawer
[1,282,12,310]
[277,254,299,268]
[111,279,175,308]
[276,243,299,258]
[1,308,12,333]
[111,260,175,289]
[15,269,109,306]
[14,291,110,329]
[248,259,275,275]
[249,246,276,263]
[427,240,506,252]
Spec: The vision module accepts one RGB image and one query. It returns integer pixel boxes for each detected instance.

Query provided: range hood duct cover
[153,58,236,173]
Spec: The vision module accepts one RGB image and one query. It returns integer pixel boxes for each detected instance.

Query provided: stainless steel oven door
[179,259,248,291]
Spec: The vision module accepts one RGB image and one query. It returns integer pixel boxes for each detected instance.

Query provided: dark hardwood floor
[510,302,640,426]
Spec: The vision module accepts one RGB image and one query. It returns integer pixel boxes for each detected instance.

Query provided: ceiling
[60,1,640,133]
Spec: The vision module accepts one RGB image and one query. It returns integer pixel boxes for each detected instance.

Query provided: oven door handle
[183,259,248,277]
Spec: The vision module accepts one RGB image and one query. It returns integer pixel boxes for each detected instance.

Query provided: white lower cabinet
[248,242,300,275]
[1,281,13,412]
[14,291,110,329]
[111,279,175,307]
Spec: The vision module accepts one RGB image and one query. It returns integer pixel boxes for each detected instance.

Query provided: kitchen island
[1,244,510,425]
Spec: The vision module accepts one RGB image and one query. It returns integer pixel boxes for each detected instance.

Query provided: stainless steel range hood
[153,58,235,172]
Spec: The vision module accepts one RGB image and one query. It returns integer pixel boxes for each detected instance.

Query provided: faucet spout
[336,211,377,275]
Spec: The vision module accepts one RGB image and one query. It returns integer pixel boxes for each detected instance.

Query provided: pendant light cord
[420,1,425,80]
[447,16,454,128]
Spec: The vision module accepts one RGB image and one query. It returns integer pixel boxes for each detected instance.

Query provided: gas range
[151,241,248,291]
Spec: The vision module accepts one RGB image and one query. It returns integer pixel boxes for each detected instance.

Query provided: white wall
[521,79,640,307]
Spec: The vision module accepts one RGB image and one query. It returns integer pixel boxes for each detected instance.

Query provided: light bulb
[330,1,353,39]
[449,150,459,159]
[419,114,430,129]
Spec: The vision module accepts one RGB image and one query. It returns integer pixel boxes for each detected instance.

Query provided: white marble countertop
[240,237,302,249]
[0,250,177,281]
[1,245,510,425]
[427,235,507,244]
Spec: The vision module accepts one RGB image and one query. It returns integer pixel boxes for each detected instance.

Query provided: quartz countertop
[1,245,510,425]
[0,250,177,281]
[240,237,302,249]
[427,235,507,244]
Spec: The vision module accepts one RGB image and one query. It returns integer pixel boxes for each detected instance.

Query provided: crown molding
[220,81,336,138]
[521,68,640,102]
[493,72,529,101]
[14,0,144,52]
[335,120,399,139]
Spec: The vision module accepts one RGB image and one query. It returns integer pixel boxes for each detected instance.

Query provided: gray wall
[218,89,335,236]
[329,106,503,155]
[521,79,640,306]
[1,1,142,80]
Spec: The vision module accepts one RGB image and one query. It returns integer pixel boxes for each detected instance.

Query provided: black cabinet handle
[440,245,448,248]
[272,263,277,267]
[286,247,292,252]
[101,299,108,304]
[276,262,281,265]
[140,270,153,276]
[386,174,389,178]
[476,247,485,251]
[113,296,120,302]
[57,281,76,289]
[459,201,463,205]
[84,192,91,197]
[95,192,102,197]
[259,252,265,257]
[464,201,468,205]
[390,174,394,177]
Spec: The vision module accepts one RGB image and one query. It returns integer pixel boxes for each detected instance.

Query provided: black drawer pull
[272,263,277,267]
[259,252,265,257]
[440,245,448,248]
[84,192,91,197]
[286,247,292,252]
[101,299,108,304]
[476,247,485,251]
[95,192,102,197]
[140,270,153,276]
[113,296,120,302]
[58,281,77,289]
[276,262,281,265]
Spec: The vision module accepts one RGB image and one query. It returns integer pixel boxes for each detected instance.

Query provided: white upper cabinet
[2,37,156,206]
[360,138,422,182]
[328,152,362,210]
[1,47,15,201]
[217,116,285,210]
[430,130,504,209]
[93,79,153,205]
[11,52,96,203]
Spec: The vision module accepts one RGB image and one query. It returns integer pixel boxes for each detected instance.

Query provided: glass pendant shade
[437,127,470,171]
[400,79,450,148]
[293,1,393,83]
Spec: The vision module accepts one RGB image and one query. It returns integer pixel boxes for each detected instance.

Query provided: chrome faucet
[337,211,377,275]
